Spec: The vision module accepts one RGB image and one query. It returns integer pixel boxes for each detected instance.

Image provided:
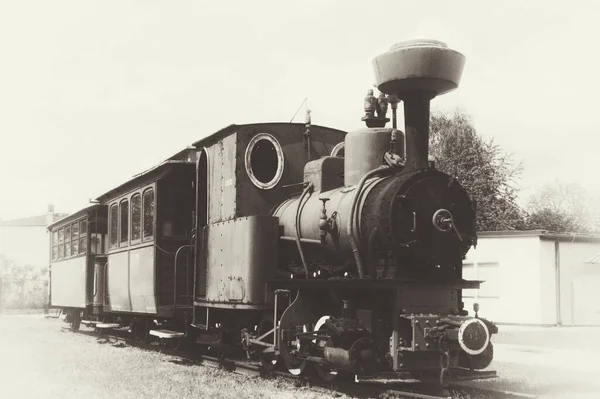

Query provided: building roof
[0,213,68,227]
[479,230,600,244]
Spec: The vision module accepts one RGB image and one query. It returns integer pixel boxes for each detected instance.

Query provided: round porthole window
[331,142,345,157]
[245,133,285,190]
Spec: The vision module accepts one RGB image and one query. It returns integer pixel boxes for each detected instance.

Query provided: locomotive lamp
[474,302,480,318]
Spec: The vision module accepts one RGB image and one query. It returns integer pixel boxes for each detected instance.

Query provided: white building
[463,230,600,326]
[0,205,68,269]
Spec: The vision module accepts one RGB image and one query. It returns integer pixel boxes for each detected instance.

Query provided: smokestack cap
[372,39,466,98]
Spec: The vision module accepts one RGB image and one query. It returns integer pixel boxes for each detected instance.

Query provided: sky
[1,0,599,220]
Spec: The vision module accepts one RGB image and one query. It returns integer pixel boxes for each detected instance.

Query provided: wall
[539,240,558,325]
[464,234,600,326]
[463,236,546,325]
[0,212,66,270]
[0,225,50,269]
[556,241,600,326]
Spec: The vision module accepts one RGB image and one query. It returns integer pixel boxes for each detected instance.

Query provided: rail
[58,322,538,399]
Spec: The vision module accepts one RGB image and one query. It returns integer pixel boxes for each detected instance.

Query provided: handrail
[295,182,314,278]
[173,245,192,311]
[103,261,108,307]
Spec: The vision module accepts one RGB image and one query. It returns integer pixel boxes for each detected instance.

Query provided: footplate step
[149,329,185,339]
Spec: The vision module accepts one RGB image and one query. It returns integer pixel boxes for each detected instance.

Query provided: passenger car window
[52,231,58,261]
[120,200,129,245]
[79,219,87,254]
[58,228,64,259]
[143,189,154,240]
[71,221,79,255]
[110,204,118,248]
[65,225,71,257]
[131,193,141,241]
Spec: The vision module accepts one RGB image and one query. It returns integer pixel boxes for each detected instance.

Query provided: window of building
[65,225,72,257]
[143,188,154,240]
[131,193,141,242]
[462,261,501,299]
[120,199,129,245]
[110,204,118,248]
[79,219,87,254]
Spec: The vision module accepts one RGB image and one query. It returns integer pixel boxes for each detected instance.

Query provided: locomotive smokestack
[372,40,465,171]
[403,93,434,170]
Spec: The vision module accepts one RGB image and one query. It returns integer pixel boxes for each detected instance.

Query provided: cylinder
[323,337,377,374]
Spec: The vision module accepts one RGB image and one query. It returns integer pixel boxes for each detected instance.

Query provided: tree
[0,254,47,280]
[524,208,581,233]
[0,255,48,309]
[429,110,525,231]
[524,181,600,233]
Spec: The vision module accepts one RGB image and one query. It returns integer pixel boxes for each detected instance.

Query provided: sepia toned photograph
[1,1,599,398]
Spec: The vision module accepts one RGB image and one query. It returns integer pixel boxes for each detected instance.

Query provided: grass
[2,315,600,399]
[0,315,344,399]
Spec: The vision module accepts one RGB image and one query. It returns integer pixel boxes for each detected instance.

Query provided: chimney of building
[48,204,55,214]
[372,40,465,171]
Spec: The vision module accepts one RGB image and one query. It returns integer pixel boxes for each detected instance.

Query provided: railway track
[61,322,537,399]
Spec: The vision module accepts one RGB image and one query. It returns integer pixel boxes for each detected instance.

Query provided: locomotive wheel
[257,316,278,371]
[315,358,338,381]
[260,351,279,371]
[282,351,307,376]
[279,329,307,376]
[69,309,81,332]
[313,316,339,381]
[279,326,306,376]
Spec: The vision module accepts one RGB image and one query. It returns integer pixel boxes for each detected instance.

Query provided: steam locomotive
[47,40,497,387]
